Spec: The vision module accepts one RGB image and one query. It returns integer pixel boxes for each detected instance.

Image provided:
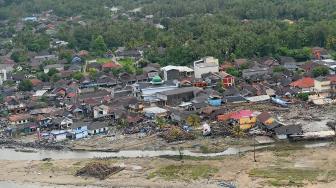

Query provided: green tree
[87,68,98,78]
[226,67,240,77]
[10,51,28,63]
[91,35,107,56]
[312,66,329,77]
[47,68,59,77]
[18,80,33,91]
[297,93,309,101]
[71,72,84,80]
[273,66,286,73]
[37,73,49,82]
[51,74,61,82]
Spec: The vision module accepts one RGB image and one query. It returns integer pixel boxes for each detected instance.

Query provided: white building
[0,69,7,85]
[193,57,219,78]
[161,66,194,81]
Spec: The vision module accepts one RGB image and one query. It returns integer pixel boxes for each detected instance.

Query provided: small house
[156,87,201,106]
[230,110,257,130]
[274,124,303,140]
[161,66,194,81]
[69,122,88,139]
[8,113,31,125]
[290,77,315,93]
[220,72,235,88]
[256,112,274,126]
[87,122,109,135]
[208,95,222,106]
[50,130,68,141]
[193,57,219,79]
[143,106,167,118]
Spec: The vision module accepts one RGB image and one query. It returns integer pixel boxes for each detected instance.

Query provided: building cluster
[1,49,336,142]
[0,11,336,142]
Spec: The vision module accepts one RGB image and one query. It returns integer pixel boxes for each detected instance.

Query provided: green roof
[152,75,162,82]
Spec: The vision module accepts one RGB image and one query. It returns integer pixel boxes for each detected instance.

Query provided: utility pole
[253,133,257,162]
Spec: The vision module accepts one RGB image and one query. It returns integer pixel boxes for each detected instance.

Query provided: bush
[297,93,309,101]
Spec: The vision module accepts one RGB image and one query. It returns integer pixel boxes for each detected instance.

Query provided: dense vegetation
[2,0,336,65]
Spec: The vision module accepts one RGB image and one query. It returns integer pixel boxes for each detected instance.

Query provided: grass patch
[158,155,225,161]
[39,161,61,172]
[199,145,224,154]
[149,164,218,181]
[96,58,112,64]
[249,168,322,187]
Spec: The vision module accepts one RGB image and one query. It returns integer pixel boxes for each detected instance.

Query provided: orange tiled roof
[102,61,121,69]
[30,79,42,86]
[290,77,314,88]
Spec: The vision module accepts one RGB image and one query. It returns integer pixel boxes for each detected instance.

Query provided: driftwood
[76,162,124,180]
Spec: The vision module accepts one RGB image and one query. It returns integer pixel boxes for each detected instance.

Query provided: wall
[314,80,331,92]
[194,66,219,78]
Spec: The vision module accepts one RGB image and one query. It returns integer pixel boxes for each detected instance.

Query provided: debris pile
[159,126,195,142]
[123,121,157,134]
[76,161,124,180]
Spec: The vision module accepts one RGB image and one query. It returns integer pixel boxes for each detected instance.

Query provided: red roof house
[102,61,121,70]
[30,79,43,86]
[290,77,314,88]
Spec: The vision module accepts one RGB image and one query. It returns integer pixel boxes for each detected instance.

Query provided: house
[156,87,201,106]
[93,105,111,119]
[102,61,121,70]
[283,62,299,71]
[161,66,194,81]
[30,78,43,87]
[43,64,64,73]
[208,95,222,106]
[170,108,195,122]
[230,110,257,129]
[87,122,109,135]
[312,47,329,60]
[86,62,102,71]
[143,66,160,79]
[218,110,257,129]
[259,58,280,67]
[314,76,331,94]
[34,54,58,63]
[222,95,248,103]
[242,65,268,80]
[115,48,143,60]
[8,113,31,125]
[245,95,271,103]
[279,56,296,65]
[193,57,219,78]
[69,122,88,139]
[328,75,336,98]
[220,72,235,88]
[234,59,248,68]
[49,130,68,141]
[143,106,167,118]
[53,117,73,128]
[256,112,274,126]
[290,77,314,93]
[274,124,303,139]
[300,62,320,73]
[5,97,27,114]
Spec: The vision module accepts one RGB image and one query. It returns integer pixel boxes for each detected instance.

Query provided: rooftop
[161,65,193,72]
[290,77,314,88]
